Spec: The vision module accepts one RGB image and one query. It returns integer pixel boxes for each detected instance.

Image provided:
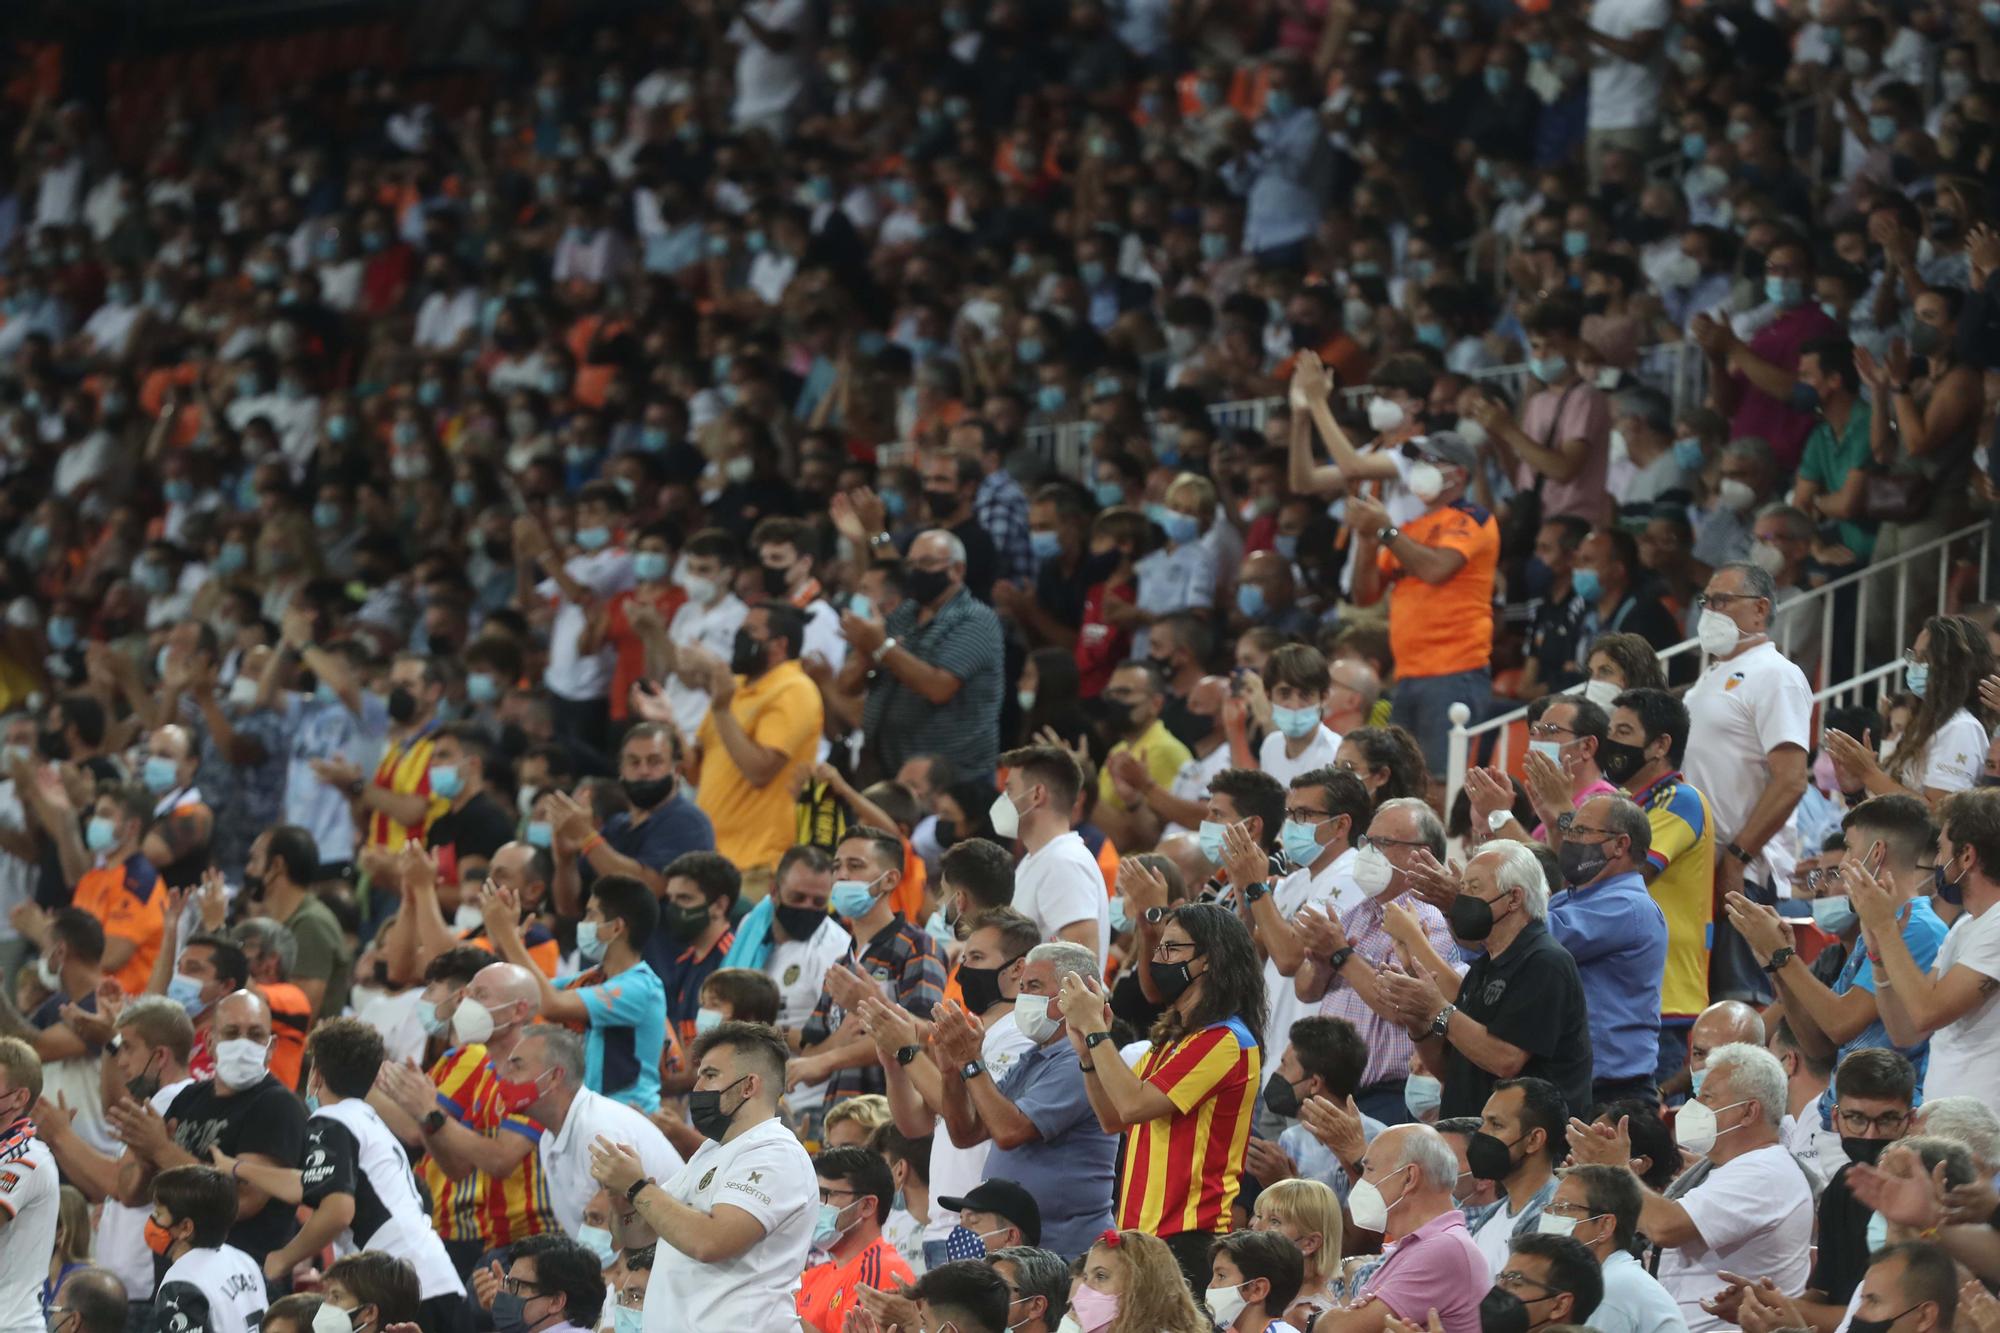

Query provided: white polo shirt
[1258,724,1342,788]
[541,1088,684,1237]
[919,1012,1038,1245]
[766,915,852,1114]
[1681,641,1811,889]
[644,1114,816,1333]
[0,1122,58,1333]
[1013,831,1111,965]
[1260,847,1362,1088]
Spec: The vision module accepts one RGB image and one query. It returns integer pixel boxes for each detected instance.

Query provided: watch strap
[873,636,897,663]
[1726,841,1753,864]
[1085,1030,1114,1049]
[421,1109,448,1135]
[1429,1003,1456,1038]
[895,1043,921,1067]
[961,1060,986,1079]
[1763,946,1796,974]
[1324,946,1356,974]
[625,1176,651,1203]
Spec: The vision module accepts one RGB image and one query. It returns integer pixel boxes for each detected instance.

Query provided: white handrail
[1442,517,1996,820]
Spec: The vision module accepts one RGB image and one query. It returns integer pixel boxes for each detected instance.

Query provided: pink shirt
[1727,304,1839,471]
[1516,380,1611,527]
[1532,777,1619,840]
[1360,1210,1492,1333]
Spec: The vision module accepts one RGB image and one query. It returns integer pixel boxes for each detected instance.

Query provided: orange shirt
[73,855,165,996]
[604,583,687,721]
[463,923,563,978]
[1376,499,1499,679]
[262,981,311,1091]
[798,1237,913,1333]
[1275,332,1372,392]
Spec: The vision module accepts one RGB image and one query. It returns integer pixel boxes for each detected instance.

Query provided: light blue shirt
[1132,540,1217,658]
[1815,894,1951,1129]
[571,960,667,1112]
[1591,1248,1689,1333]
[1280,1111,1387,1202]
[1547,869,1669,1082]
[1219,108,1328,254]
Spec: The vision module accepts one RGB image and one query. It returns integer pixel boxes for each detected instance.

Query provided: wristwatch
[1324,946,1356,974]
[421,1110,448,1135]
[1143,905,1174,925]
[1377,525,1400,544]
[1241,880,1270,903]
[1763,946,1797,975]
[1725,841,1753,864]
[869,532,896,548]
[895,1044,922,1067]
[873,636,898,663]
[1554,811,1576,834]
[625,1177,651,1203]
[1084,1030,1115,1050]
[961,1059,987,1080]
[1429,1003,1457,1039]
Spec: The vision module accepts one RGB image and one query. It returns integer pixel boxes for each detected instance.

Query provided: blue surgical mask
[830,877,881,919]
[634,551,669,581]
[1570,567,1601,602]
[695,1007,724,1035]
[577,1225,616,1268]
[143,756,179,793]
[526,820,554,848]
[814,1200,856,1249]
[614,1310,642,1333]
[86,817,118,852]
[1092,481,1124,509]
[1280,818,1324,867]
[1681,131,1707,162]
[1236,583,1267,618]
[1273,533,1298,561]
[167,973,208,1017]
[1199,820,1229,866]
[1906,661,1930,697]
[1404,1073,1443,1119]
[1272,704,1321,740]
[417,998,450,1035]
[313,501,343,529]
[1690,1065,1707,1097]
[1810,895,1857,934]
[576,920,607,961]
[1415,321,1448,350]
[1035,383,1066,414]
[467,672,500,705]
[430,765,464,799]
[1529,353,1569,384]
[1869,114,1898,145]
[1765,276,1805,308]
[451,481,477,509]
[1529,739,1565,765]
[1029,530,1062,562]
[1266,89,1295,118]
[1563,229,1589,258]
[1672,436,1705,472]
[1482,67,1511,95]
[1157,510,1200,545]
[575,526,611,551]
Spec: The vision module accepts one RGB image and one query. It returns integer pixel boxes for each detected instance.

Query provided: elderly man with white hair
[1568,1041,1814,1333]
[1376,839,1595,1120]
[843,526,1006,780]
[1320,1123,1494,1333]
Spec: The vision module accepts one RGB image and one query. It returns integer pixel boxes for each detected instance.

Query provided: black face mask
[1936,857,1966,906]
[903,565,953,606]
[1149,953,1201,1003]
[1479,1289,1532,1333]
[731,628,769,678]
[1466,1129,1522,1181]
[387,687,419,724]
[1289,322,1323,351]
[1581,293,1610,316]
[923,488,961,520]
[1841,1135,1892,1167]
[934,819,959,848]
[1849,1306,1924,1333]
[760,563,793,597]
[1449,891,1505,942]
[241,872,266,898]
[957,959,1015,1015]
[1164,702,1215,750]
[622,776,674,809]
[1557,838,1613,886]
[126,1050,164,1103]
[38,729,69,761]
[1597,737,1647,785]
[662,899,713,942]
[687,1073,750,1141]
[773,902,827,942]
[1262,1073,1306,1119]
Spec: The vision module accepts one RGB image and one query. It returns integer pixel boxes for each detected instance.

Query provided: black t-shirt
[425,791,515,882]
[1441,920,1595,1119]
[163,1074,309,1262]
[1033,552,1089,632]
[1809,1163,1874,1303]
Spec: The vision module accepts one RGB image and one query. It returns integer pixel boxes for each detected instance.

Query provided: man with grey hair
[1377,840,1594,1121]
[1683,559,1811,1005]
[1338,1123,1494,1333]
[1914,1096,2000,1176]
[1611,386,1693,521]
[513,1022,681,1236]
[229,918,298,990]
[1568,1040,1813,1332]
[987,1245,1070,1333]
[910,939,1113,1257]
[1546,794,1668,1107]
[843,526,1006,779]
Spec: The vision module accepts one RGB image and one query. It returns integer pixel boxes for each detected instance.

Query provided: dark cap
[1413,429,1478,474]
[935,1178,1041,1246]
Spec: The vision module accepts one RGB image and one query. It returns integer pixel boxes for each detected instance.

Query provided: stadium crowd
[5,0,2000,1331]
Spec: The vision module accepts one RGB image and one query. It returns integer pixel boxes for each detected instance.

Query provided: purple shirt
[1531,776,1619,840]
[1516,381,1611,527]
[1360,1209,1493,1333]
[1726,304,1839,470]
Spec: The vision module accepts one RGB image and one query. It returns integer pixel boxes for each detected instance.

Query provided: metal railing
[1441,518,1997,821]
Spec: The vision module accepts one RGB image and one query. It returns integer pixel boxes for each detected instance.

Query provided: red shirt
[605,582,687,720]
[1074,578,1136,698]
[797,1237,913,1333]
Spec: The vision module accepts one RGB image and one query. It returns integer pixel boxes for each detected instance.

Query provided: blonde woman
[41,1184,91,1316]
[1069,1229,1211,1333]
[1251,1179,1345,1326]
[822,1093,893,1149]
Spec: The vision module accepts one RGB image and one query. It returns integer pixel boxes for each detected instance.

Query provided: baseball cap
[1413,429,1478,474]
[935,1178,1042,1246]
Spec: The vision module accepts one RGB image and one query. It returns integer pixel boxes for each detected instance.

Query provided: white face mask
[214,1037,270,1089]
[227,675,260,708]
[988,791,1022,839]
[453,901,486,933]
[1580,678,1621,709]
[1013,993,1060,1043]
[452,996,502,1045]
[1750,541,1786,577]
[1407,461,1445,503]
[1352,843,1395,894]
[1697,607,1744,657]
[311,1304,357,1333]
[1673,1096,1750,1156]
[1205,1281,1250,1328]
[1717,477,1756,513]
[1366,395,1406,433]
[1456,417,1489,448]
[1346,1162,1408,1233]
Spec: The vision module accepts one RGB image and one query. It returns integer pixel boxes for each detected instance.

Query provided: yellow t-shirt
[696,660,825,871]
[1099,719,1193,812]
[1632,771,1716,1020]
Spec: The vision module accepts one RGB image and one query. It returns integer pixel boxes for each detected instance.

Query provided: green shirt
[281,892,352,1019]
[1797,399,1877,559]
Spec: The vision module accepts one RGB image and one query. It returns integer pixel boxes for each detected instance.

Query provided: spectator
[26,782,159,997]
[1349,432,1500,786]
[1257,645,1340,785]
[1493,1233,1605,1331]
[1824,615,1994,805]
[985,1246,1069,1333]
[998,746,1109,963]
[1338,1123,1493,1333]
[1463,1078,1567,1275]
[1481,299,1614,528]
[1542,794,1668,1106]
[1268,1015,1382,1202]
[240,825,349,1020]
[650,852,739,1050]
[1682,561,1811,1003]
[0,1037,57,1331]
[848,530,1007,782]
[144,1165,267,1333]
[1096,663,1194,851]
[1540,1164,1685,1333]
[1792,1048,1918,1326]
[1514,517,1591,700]
[1204,1229,1304,1333]
[1566,1041,1813,1332]
[490,1236,605,1333]
[1570,529,1682,652]
[796,1146,912,1333]
[1219,59,1332,262]
[1695,235,1841,472]
[1790,335,1878,562]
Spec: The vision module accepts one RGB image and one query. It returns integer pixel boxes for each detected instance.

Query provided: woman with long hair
[1335,725,1429,808]
[1059,903,1266,1290]
[1824,614,1996,806]
[1251,1178,1346,1325]
[1067,1229,1210,1333]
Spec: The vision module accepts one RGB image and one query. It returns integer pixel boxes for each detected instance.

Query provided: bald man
[371,960,556,1274]
[1680,1001,1765,1101]
[1325,660,1382,736]
[49,1265,129,1333]
[107,991,308,1273]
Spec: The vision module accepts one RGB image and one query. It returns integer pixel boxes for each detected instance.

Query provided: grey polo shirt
[987,1037,1118,1258]
[862,585,1004,778]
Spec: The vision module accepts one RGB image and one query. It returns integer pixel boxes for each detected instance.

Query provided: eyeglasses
[1540,1201,1602,1220]
[501,1279,547,1298]
[1565,823,1618,840]
[1694,591,1762,610]
[1496,1271,1558,1299]
[1527,722,1577,739]
[1152,940,1200,960]
[1900,650,1927,667]
[1835,1106,1912,1135]
[615,1291,645,1311]
[817,1187,861,1204]
[1284,806,1336,824]
[1357,833,1427,850]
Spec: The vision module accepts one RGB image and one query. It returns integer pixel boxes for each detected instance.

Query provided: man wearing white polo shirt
[590,1022,815,1333]
[756,845,850,1129]
[997,746,1108,963]
[512,1025,681,1237]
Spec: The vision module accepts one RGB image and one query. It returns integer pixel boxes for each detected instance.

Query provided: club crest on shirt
[1723,672,1746,691]
[699,1168,715,1190]
[784,965,801,986]
[1483,978,1507,1006]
